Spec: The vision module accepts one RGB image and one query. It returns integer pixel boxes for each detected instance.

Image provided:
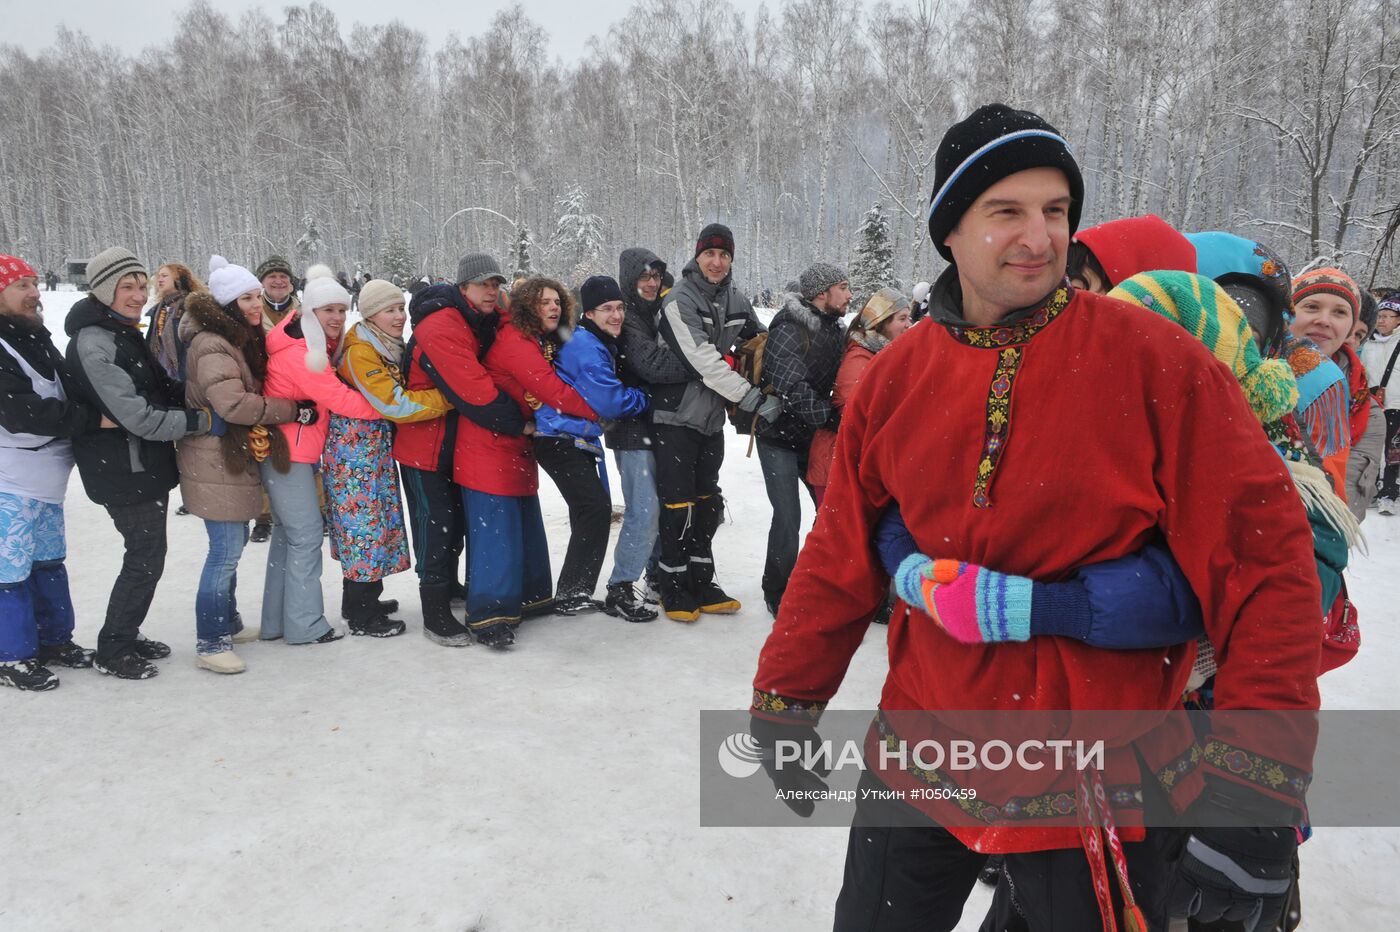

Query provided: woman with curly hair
[147,261,206,384]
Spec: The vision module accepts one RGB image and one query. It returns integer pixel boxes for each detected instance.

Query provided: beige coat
[177,293,297,520]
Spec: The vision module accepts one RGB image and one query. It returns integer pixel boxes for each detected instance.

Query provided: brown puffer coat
[177,293,297,520]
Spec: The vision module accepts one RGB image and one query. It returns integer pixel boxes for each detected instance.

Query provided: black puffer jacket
[63,297,206,507]
[0,313,97,441]
[606,247,689,451]
[754,293,845,452]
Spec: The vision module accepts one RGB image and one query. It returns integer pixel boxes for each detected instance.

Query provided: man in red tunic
[750,105,1322,931]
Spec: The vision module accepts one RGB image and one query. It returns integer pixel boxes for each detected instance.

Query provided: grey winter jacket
[654,259,765,435]
[755,293,845,451]
[607,247,689,451]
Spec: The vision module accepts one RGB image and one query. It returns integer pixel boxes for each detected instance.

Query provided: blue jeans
[607,448,660,586]
[757,439,814,608]
[260,462,332,643]
[461,488,553,630]
[196,519,249,655]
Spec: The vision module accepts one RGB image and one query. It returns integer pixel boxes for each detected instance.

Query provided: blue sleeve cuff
[874,505,919,577]
[1028,581,1094,642]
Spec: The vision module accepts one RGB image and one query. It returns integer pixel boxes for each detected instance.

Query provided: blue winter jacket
[534,322,649,441]
[875,504,1205,649]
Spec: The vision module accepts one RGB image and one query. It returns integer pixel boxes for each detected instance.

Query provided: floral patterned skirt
[322,415,410,582]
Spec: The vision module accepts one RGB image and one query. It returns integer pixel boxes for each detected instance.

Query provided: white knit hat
[207,255,262,306]
[299,264,350,372]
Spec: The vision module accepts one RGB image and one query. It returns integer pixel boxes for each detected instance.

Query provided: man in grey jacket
[653,223,778,621]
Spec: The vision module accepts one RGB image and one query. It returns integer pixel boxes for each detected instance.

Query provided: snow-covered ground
[3,291,1396,930]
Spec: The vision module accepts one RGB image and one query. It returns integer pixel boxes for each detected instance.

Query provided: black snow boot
[341,579,399,620]
[657,503,699,622]
[420,583,471,647]
[690,495,740,614]
[604,583,658,623]
[344,580,405,638]
[473,622,515,649]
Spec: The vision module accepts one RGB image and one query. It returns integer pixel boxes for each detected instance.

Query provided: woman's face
[236,289,262,326]
[1290,293,1353,358]
[878,308,913,341]
[155,266,174,297]
[376,303,408,338]
[538,288,562,333]
[315,303,348,342]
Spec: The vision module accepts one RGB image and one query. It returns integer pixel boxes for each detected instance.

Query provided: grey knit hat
[456,252,506,285]
[86,247,146,307]
[799,262,849,301]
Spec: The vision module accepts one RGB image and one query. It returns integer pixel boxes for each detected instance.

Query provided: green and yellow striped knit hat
[1109,271,1299,423]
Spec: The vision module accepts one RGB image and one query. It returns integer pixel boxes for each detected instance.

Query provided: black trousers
[534,436,612,599]
[834,768,1182,932]
[97,496,168,663]
[400,464,465,587]
[1381,409,1400,500]
[652,423,724,505]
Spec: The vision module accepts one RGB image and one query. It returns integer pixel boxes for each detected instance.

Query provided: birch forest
[2,0,1399,292]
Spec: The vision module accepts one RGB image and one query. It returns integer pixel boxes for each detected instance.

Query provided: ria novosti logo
[717,732,765,778]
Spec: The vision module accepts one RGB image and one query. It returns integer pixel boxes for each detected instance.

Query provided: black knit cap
[927,104,1084,262]
[695,222,735,259]
[580,275,625,312]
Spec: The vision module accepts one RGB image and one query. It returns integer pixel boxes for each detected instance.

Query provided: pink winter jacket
[264,312,380,463]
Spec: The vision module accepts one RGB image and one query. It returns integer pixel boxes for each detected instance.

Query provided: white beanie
[207,255,262,306]
[357,279,404,320]
[299,264,349,372]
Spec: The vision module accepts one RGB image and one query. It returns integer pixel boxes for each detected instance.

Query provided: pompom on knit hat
[694,222,735,259]
[927,104,1084,262]
[298,264,350,372]
[207,255,262,306]
[357,279,404,320]
[857,287,911,332]
[1109,271,1299,423]
[798,262,849,301]
[86,247,146,308]
[1072,214,1197,288]
[1291,267,1361,323]
[0,254,37,291]
[255,255,294,282]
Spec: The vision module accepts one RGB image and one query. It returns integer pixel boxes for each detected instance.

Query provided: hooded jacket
[1072,214,1197,288]
[264,311,379,464]
[755,293,845,451]
[606,247,688,451]
[64,296,206,507]
[1361,330,1400,411]
[654,259,765,435]
[177,292,296,520]
[391,284,525,475]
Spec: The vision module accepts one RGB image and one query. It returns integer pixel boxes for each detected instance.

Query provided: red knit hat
[1291,267,1360,321]
[1072,215,1196,288]
[0,254,37,291]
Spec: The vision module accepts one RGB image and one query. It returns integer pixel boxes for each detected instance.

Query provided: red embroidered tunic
[751,287,1322,854]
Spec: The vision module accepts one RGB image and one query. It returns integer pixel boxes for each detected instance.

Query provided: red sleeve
[498,331,597,420]
[415,313,499,406]
[1154,358,1321,804]
[305,362,380,419]
[832,347,871,410]
[751,355,889,722]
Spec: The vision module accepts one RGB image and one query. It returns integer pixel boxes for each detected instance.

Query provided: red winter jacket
[390,299,489,474]
[458,323,596,496]
[753,288,1322,854]
[264,313,379,464]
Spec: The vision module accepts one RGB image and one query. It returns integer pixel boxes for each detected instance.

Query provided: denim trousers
[196,519,249,655]
[607,448,661,587]
[260,462,332,643]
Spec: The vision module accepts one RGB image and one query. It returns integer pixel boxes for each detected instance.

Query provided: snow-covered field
[3,291,1396,930]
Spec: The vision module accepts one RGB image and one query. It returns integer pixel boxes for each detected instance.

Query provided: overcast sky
[13,0,644,62]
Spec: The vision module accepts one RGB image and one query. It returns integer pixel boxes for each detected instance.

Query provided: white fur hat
[298,264,349,372]
[207,255,262,306]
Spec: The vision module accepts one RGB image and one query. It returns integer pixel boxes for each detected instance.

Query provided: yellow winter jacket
[338,323,451,423]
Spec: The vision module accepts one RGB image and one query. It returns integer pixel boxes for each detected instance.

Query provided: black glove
[295,401,319,426]
[1168,779,1299,931]
[749,714,830,818]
